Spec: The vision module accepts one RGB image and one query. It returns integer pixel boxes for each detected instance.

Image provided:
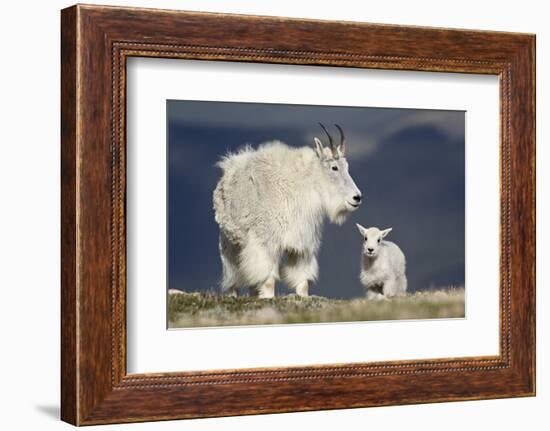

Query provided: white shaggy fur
[213,136,361,298]
[356,224,407,300]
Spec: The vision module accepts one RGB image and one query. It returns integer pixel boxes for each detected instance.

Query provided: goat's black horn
[335,124,346,155]
[318,123,337,157]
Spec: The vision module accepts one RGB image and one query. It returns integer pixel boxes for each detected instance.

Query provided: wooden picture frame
[61,4,535,425]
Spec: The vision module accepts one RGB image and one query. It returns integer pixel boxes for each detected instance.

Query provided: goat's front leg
[252,276,275,299]
[367,289,386,300]
[282,251,318,298]
[295,280,310,297]
[383,278,398,297]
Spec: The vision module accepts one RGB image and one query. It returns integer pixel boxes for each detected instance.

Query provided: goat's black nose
[367,248,374,253]
[353,194,362,203]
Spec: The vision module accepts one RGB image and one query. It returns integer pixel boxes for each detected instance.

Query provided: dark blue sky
[167,100,465,299]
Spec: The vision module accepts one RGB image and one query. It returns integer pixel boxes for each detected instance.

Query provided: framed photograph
[61,4,535,425]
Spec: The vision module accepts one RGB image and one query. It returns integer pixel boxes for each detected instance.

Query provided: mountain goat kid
[213,124,362,298]
[356,224,407,299]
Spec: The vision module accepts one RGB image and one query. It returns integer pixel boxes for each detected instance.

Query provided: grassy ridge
[168,288,465,328]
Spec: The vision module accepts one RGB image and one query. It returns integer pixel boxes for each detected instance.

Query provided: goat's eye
[331,166,338,171]
[364,237,368,241]
[377,238,381,243]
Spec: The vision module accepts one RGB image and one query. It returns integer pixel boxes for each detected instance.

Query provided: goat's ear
[380,228,393,238]
[313,137,325,159]
[356,223,368,236]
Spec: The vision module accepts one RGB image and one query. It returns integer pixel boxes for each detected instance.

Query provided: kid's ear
[313,137,325,159]
[381,228,393,238]
[356,223,368,236]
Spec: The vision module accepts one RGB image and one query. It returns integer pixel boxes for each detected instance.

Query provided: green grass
[167,287,465,328]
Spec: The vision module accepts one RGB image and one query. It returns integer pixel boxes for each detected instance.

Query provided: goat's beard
[327,202,351,226]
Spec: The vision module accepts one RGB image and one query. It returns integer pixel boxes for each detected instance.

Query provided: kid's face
[356,224,392,257]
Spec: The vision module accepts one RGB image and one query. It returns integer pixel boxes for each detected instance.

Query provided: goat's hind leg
[240,235,278,299]
[396,275,408,296]
[219,232,241,296]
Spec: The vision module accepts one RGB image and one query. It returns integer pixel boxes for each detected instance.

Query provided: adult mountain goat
[213,124,362,298]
